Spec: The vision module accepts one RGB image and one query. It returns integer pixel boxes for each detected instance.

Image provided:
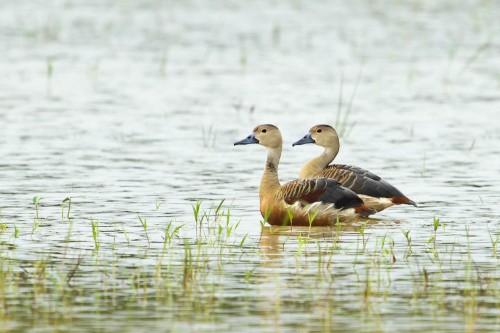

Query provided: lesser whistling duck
[234,124,375,226]
[293,124,416,212]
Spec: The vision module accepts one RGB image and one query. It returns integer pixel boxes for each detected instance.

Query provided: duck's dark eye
[262,129,267,133]
[317,129,322,133]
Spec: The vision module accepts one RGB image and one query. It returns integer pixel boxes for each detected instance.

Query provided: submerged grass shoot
[333,66,363,139]
[61,197,72,221]
[90,218,100,251]
[138,214,150,246]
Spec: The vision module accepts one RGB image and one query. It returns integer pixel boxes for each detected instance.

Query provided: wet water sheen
[1,0,499,332]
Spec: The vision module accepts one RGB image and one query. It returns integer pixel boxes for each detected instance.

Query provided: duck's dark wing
[280,178,366,210]
[321,164,407,199]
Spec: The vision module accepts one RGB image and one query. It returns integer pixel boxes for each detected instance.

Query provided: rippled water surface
[1,0,499,332]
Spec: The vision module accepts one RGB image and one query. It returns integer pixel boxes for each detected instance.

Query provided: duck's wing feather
[321,164,405,199]
[331,164,381,181]
[280,178,364,210]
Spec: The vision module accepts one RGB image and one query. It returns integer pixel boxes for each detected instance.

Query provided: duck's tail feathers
[391,196,417,207]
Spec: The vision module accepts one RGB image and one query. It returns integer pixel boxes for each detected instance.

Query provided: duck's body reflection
[258,217,393,257]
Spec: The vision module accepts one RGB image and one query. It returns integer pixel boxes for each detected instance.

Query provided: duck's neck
[259,146,282,199]
[299,146,339,178]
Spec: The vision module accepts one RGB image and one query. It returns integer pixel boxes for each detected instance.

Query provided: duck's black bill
[234,133,259,146]
[292,133,315,146]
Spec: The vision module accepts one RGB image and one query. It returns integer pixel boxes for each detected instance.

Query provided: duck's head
[234,124,282,149]
[292,124,339,148]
